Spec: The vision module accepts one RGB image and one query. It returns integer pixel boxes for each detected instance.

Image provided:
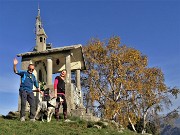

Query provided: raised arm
[13,58,18,73]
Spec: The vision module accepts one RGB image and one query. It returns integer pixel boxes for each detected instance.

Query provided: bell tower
[35,7,47,52]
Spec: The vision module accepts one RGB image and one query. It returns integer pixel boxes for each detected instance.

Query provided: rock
[64,119,71,122]
[102,121,109,126]
[4,111,19,119]
[93,125,102,129]
[118,130,123,133]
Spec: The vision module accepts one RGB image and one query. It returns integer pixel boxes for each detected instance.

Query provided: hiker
[54,69,68,121]
[13,58,42,122]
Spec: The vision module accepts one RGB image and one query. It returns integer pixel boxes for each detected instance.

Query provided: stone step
[71,107,100,122]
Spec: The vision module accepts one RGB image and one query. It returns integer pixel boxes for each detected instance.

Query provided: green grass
[0,114,139,135]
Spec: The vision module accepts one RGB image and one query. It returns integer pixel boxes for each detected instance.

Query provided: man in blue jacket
[13,58,42,122]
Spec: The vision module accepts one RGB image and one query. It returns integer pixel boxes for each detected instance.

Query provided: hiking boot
[30,119,36,122]
[20,116,25,122]
[64,119,71,122]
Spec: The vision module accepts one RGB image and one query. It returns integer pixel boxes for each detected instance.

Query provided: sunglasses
[29,68,34,71]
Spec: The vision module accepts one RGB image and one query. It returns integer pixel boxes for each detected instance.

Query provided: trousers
[19,90,35,119]
[55,94,67,120]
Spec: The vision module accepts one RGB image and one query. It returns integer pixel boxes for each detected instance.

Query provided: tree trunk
[141,111,148,134]
[128,117,137,132]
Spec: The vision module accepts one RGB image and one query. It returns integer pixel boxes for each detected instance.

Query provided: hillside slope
[0,112,139,135]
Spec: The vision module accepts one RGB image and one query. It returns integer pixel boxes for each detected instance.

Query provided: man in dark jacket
[13,58,42,122]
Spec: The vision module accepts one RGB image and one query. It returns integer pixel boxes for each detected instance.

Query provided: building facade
[17,8,86,114]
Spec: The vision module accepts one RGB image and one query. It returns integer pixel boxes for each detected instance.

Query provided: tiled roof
[17,44,82,57]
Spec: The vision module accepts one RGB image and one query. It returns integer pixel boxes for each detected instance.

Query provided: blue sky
[0,0,179,115]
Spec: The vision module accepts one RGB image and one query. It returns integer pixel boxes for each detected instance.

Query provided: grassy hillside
[0,112,139,135]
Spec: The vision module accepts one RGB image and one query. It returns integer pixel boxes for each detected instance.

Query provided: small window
[44,38,45,43]
[56,59,60,65]
[40,37,43,42]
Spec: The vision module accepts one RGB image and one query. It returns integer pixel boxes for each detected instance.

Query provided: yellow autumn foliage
[82,36,175,129]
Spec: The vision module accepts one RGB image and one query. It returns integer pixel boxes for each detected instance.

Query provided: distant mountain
[174,117,180,127]
[161,125,180,135]
[161,117,180,135]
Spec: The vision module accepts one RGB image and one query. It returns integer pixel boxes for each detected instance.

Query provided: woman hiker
[54,69,68,121]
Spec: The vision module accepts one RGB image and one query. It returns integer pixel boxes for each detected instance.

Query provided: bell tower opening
[40,37,43,42]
